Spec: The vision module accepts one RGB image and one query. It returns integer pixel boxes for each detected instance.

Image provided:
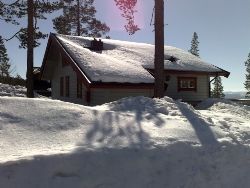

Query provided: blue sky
[1,0,250,91]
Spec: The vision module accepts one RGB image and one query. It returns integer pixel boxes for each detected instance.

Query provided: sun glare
[105,0,145,31]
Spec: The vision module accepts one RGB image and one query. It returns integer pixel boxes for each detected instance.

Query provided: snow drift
[0,96,250,188]
[0,83,26,97]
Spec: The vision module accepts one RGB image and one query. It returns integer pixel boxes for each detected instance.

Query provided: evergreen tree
[0,61,12,77]
[14,74,26,86]
[0,35,14,84]
[0,36,9,68]
[8,1,61,49]
[0,35,11,77]
[53,0,110,37]
[4,0,61,97]
[0,1,20,24]
[244,52,250,98]
[189,32,200,57]
[211,76,225,98]
[26,0,35,97]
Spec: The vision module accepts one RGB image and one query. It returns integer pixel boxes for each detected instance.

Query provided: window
[60,77,64,96]
[164,75,171,91]
[77,77,82,98]
[178,77,197,91]
[65,76,70,97]
[86,91,91,103]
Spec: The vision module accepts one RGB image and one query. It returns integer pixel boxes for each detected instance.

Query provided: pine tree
[189,32,200,57]
[211,76,225,98]
[0,35,14,84]
[0,61,12,77]
[0,36,9,68]
[153,0,164,97]
[4,0,61,97]
[26,0,35,97]
[0,36,11,77]
[8,1,61,49]
[53,0,110,37]
[0,1,20,24]
[244,52,250,98]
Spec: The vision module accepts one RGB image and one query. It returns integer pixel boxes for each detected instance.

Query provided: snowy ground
[0,83,26,97]
[0,96,250,188]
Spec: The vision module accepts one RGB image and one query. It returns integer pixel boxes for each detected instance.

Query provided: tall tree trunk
[154,0,164,98]
[76,0,81,36]
[27,0,34,98]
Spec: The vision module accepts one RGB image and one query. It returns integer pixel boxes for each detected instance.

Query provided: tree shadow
[2,98,250,187]
[0,112,24,124]
[84,109,153,148]
[82,97,167,148]
[1,142,250,188]
[176,102,219,147]
[81,97,221,149]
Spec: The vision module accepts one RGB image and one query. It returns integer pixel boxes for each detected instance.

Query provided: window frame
[60,77,64,97]
[65,76,70,97]
[77,77,83,98]
[178,77,197,92]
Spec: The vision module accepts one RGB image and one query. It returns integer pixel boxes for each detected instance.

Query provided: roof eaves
[53,33,92,84]
[91,81,154,89]
[40,33,53,80]
[213,65,230,78]
[146,68,230,77]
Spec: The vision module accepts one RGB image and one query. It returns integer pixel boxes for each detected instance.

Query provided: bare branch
[3,0,22,6]
[150,6,155,26]
[4,29,22,41]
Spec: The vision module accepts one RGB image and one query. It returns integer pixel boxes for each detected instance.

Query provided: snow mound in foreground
[208,101,250,120]
[100,96,182,116]
[196,98,250,120]
[195,98,235,109]
[0,96,250,188]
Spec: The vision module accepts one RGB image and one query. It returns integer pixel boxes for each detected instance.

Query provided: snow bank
[99,96,182,116]
[0,83,26,97]
[208,101,250,119]
[196,98,250,115]
[198,99,250,146]
[195,98,235,109]
[1,144,250,188]
[0,96,250,188]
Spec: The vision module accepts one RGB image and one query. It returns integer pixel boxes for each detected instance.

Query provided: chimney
[167,56,178,62]
[90,38,103,51]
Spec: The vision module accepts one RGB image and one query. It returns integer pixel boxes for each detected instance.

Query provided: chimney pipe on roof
[91,38,103,51]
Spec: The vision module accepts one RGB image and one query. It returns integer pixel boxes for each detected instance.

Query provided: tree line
[188,31,250,99]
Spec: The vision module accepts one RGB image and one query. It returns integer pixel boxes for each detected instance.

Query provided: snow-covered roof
[54,34,229,84]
